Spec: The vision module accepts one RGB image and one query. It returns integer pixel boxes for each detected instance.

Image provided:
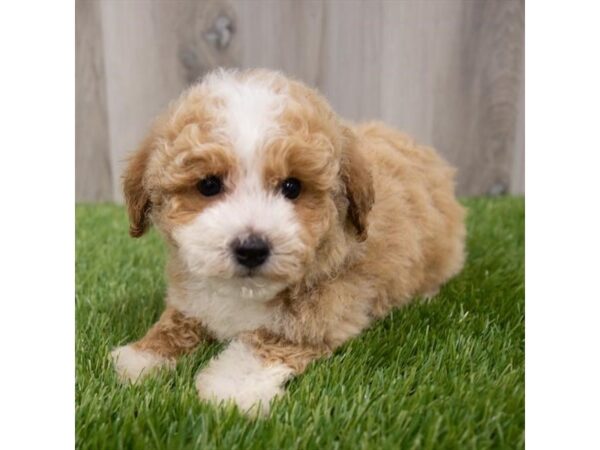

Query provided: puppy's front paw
[110,344,173,383]
[195,340,293,415]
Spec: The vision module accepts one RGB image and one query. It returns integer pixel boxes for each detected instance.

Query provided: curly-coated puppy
[111,69,466,415]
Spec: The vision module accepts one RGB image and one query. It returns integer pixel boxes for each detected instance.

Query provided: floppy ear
[123,134,155,238]
[340,127,375,242]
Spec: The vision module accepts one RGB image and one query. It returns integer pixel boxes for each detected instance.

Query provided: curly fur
[111,68,466,414]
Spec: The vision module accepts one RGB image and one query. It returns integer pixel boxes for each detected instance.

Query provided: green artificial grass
[76,197,524,450]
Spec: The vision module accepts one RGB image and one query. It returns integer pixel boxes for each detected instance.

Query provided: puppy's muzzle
[231,235,270,269]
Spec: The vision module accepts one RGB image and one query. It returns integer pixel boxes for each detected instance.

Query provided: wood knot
[204,15,234,50]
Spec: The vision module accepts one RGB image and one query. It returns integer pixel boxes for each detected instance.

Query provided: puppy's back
[352,122,466,309]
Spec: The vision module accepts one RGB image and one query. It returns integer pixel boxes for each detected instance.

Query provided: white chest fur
[168,277,283,340]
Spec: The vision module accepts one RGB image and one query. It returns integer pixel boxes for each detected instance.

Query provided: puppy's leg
[195,329,329,415]
[111,307,207,383]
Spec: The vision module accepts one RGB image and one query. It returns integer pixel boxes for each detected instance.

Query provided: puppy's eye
[197,175,222,197]
[280,177,302,200]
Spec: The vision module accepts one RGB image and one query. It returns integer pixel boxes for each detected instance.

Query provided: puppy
[111,69,466,414]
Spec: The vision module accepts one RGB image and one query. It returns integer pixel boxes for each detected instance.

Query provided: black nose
[232,235,270,268]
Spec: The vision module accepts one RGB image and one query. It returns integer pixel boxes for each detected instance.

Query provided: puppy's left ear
[340,126,375,242]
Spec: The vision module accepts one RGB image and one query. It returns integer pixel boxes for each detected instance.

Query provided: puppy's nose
[232,235,270,268]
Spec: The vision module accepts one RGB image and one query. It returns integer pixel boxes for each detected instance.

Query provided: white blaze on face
[206,71,285,165]
[172,72,307,300]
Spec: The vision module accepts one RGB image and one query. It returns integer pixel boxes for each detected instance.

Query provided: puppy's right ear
[123,134,155,238]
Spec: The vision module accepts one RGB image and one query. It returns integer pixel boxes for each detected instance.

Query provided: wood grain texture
[511,54,525,195]
[232,0,324,84]
[76,0,524,201]
[75,0,113,202]
[425,0,524,195]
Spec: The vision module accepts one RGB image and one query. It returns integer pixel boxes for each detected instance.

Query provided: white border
[0,1,74,449]
[527,1,600,449]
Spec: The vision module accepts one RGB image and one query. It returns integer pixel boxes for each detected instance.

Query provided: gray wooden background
[76,0,524,202]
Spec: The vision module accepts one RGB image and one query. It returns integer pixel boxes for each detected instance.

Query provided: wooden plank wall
[76,0,524,202]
